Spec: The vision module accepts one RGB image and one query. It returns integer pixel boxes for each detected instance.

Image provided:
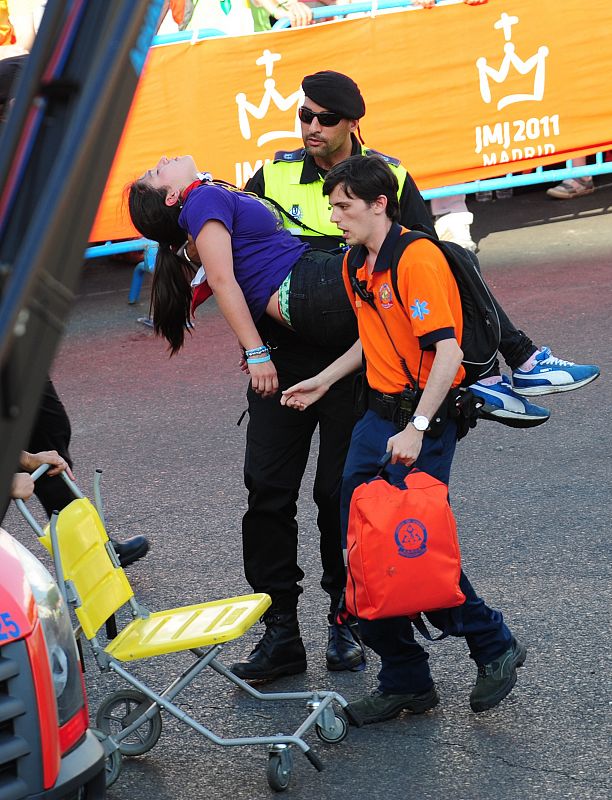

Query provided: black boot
[326,614,366,672]
[111,536,150,568]
[231,610,307,681]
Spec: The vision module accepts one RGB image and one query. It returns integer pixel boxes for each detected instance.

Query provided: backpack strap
[411,607,464,642]
[346,245,418,390]
[346,244,368,298]
[389,230,434,309]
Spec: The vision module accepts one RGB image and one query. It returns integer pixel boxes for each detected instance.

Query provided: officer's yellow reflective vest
[262,146,407,239]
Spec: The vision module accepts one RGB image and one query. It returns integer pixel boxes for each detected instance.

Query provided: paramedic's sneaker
[546,177,594,199]
[470,377,550,428]
[470,638,527,713]
[346,685,439,726]
[512,347,600,396]
[434,211,477,253]
[112,535,149,568]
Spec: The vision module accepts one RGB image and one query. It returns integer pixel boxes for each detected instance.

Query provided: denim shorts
[288,249,358,354]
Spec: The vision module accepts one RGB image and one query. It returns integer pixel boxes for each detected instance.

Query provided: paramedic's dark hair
[128,180,193,354]
[322,155,400,222]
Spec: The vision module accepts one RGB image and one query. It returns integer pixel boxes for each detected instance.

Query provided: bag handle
[376,451,392,476]
[375,452,424,485]
[411,607,464,642]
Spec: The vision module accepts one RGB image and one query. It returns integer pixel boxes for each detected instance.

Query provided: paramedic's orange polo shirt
[341,223,465,394]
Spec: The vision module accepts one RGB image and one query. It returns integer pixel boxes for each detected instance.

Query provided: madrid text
[475,115,559,165]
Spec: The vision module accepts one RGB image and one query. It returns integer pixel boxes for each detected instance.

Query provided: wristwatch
[410,414,430,432]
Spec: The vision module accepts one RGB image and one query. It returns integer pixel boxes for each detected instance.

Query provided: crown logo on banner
[476,12,549,111]
[236,50,304,146]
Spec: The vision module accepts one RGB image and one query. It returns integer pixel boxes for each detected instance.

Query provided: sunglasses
[298,106,343,127]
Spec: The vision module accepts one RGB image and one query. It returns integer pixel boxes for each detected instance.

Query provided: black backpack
[347,230,501,386]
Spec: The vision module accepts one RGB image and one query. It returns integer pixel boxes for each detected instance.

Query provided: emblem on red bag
[394,518,428,558]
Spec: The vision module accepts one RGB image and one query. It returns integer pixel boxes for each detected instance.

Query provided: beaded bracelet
[245,345,270,357]
[247,354,272,364]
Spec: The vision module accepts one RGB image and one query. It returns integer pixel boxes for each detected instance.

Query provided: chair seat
[105,593,271,661]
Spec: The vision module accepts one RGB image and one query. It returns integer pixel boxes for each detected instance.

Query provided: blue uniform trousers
[340,410,513,695]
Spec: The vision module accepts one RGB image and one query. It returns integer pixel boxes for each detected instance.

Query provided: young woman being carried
[128,155,357,397]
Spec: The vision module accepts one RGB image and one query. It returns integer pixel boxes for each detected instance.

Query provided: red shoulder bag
[346,469,465,620]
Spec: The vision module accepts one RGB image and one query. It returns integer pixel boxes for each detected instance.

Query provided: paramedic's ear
[373,194,388,215]
[165,188,180,207]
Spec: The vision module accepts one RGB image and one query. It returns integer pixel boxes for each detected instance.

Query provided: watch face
[412,415,429,431]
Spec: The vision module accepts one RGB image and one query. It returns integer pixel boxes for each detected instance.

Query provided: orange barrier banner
[91,0,612,241]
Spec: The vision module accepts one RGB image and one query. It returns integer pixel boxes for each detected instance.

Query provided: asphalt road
[4,180,612,800]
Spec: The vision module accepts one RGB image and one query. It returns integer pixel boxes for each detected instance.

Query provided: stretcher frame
[15,465,351,793]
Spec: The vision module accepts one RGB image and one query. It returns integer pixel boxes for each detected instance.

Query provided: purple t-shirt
[179,184,308,321]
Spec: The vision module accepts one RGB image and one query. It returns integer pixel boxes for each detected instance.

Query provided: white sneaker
[434,211,477,252]
[546,177,594,199]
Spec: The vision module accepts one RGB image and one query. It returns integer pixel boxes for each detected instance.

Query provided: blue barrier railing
[90,1,611,305]
[85,239,157,304]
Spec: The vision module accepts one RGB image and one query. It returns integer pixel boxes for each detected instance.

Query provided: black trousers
[242,318,357,615]
[27,378,74,518]
[490,295,536,376]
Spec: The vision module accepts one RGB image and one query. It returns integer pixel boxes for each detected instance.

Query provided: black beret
[301,71,365,120]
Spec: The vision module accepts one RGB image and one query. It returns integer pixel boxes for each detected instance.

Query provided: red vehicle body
[0,528,105,799]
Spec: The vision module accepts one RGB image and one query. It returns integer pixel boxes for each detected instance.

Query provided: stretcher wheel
[92,728,122,787]
[96,689,162,756]
[266,748,293,792]
[315,713,348,744]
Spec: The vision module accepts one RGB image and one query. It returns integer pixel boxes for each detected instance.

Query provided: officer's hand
[239,348,250,375]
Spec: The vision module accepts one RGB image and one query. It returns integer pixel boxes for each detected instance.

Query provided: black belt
[367,389,416,422]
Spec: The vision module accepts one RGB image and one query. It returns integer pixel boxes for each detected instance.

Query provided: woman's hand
[249,360,279,398]
[281,376,329,410]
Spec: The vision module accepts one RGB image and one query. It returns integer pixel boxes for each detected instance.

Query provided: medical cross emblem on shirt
[410,299,430,321]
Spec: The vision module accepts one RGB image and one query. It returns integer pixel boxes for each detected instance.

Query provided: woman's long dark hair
[128,180,194,354]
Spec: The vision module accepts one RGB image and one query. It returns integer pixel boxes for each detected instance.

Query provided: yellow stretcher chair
[15,467,350,793]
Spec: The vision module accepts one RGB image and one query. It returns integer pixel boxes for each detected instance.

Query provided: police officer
[244,71,434,248]
[231,71,434,682]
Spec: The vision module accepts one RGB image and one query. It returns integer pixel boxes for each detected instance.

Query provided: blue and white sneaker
[512,347,600,396]
[470,376,550,428]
